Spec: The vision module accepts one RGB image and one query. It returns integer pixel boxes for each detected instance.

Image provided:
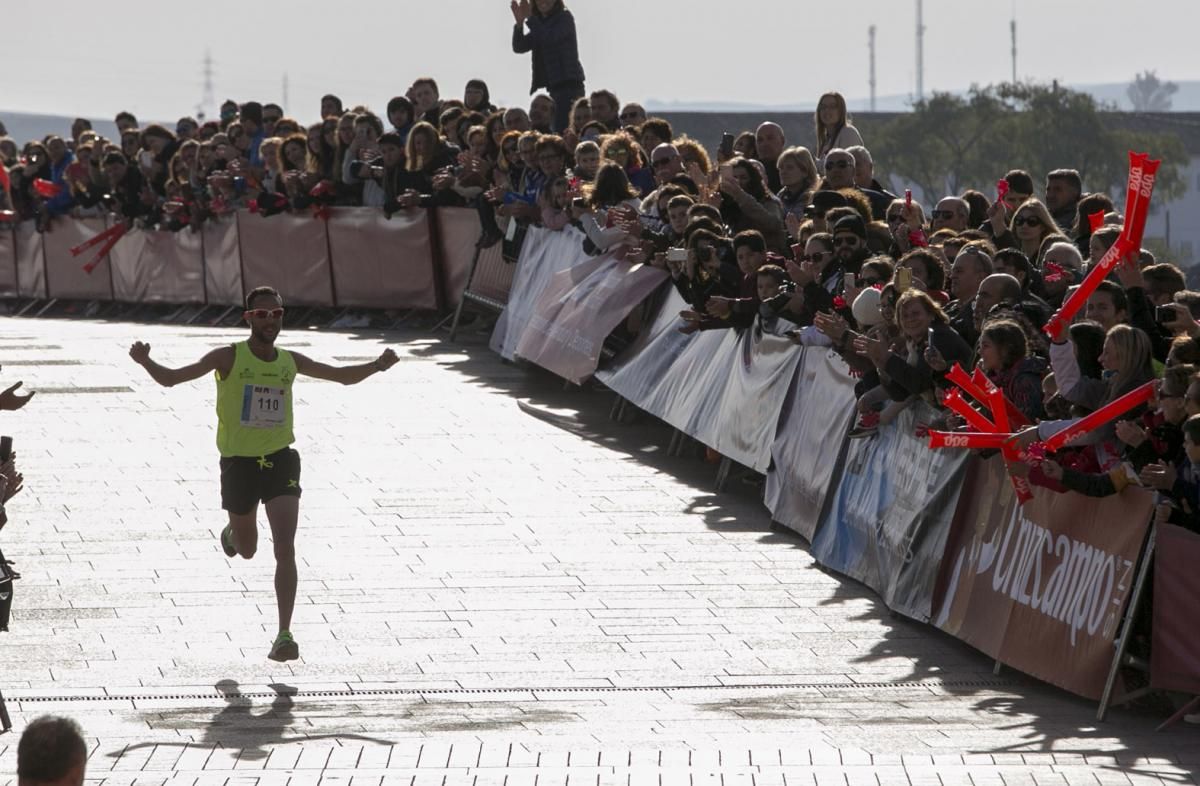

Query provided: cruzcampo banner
[933,457,1152,700]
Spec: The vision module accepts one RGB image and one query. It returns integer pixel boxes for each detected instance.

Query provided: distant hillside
[646,80,1200,114]
[6,79,1200,143]
[0,111,120,145]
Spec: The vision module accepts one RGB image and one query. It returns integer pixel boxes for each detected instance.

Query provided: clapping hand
[785,258,815,287]
[852,333,890,366]
[1139,460,1177,491]
[705,296,732,318]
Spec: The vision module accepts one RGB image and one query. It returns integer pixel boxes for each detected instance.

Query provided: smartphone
[0,436,11,464]
[997,179,1010,201]
[896,267,912,292]
[138,150,154,168]
[905,189,912,209]
[1157,304,1180,325]
[719,132,734,159]
[843,272,856,292]
[666,247,688,263]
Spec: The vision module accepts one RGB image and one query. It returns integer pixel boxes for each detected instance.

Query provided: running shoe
[268,631,299,662]
[220,524,237,558]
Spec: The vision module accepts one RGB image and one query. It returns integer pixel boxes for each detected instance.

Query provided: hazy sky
[5,0,1196,122]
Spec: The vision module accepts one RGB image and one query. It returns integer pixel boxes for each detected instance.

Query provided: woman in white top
[579,161,642,259]
[815,92,864,170]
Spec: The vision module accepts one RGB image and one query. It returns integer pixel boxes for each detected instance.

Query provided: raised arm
[129,342,233,387]
[292,348,399,385]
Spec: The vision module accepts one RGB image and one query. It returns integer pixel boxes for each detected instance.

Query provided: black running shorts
[219,447,302,514]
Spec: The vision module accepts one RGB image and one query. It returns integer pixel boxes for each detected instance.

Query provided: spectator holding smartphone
[511,0,586,133]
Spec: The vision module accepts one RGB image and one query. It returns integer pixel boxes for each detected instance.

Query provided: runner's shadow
[107,680,393,762]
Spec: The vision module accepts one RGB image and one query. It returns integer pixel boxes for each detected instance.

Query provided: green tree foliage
[872,82,1185,204]
[1127,70,1178,112]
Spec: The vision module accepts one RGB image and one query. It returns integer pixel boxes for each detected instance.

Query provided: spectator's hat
[852,287,884,327]
[804,190,847,216]
[832,214,867,239]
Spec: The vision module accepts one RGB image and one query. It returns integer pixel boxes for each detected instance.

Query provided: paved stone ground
[0,315,1195,785]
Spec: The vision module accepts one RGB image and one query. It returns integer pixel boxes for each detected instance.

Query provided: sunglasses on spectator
[826,159,852,169]
[796,252,830,263]
[608,147,629,156]
[832,235,860,247]
[243,308,285,319]
[931,210,957,220]
[886,214,905,224]
[1013,215,1041,227]
[620,112,641,120]
[652,157,676,168]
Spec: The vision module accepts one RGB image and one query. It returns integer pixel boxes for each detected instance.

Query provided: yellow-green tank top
[215,341,296,457]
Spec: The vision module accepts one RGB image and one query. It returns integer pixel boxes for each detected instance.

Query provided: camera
[666,248,688,263]
[1157,304,1181,325]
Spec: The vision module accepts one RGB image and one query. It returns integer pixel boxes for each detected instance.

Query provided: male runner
[129,285,398,661]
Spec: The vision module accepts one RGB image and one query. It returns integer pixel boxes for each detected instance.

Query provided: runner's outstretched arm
[129,342,234,387]
[292,349,399,385]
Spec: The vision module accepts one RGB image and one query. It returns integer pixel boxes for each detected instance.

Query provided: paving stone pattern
[0,318,1194,784]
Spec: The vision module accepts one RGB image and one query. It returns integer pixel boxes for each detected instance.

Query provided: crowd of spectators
[2,75,1199,528]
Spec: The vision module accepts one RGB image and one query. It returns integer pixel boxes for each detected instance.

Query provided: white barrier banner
[764,349,858,541]
[490,225,589,359]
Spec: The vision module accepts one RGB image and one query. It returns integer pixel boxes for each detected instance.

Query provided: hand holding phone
[719,132,734,160]
[1157,303,1189,327]
[896,266,913,292]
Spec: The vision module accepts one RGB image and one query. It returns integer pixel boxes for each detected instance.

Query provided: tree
[872,81,1185,205]
[869,90,1012,200]
[1127,70,1178,113]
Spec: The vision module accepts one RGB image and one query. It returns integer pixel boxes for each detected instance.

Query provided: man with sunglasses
[821,149,857,190]
[619,103,647,128]
[931,197,970,233]
[127,286,399,662]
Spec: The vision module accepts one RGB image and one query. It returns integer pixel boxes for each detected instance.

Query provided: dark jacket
[881,322,974,401]
[987,356,1048,423]
[512,8,586,94]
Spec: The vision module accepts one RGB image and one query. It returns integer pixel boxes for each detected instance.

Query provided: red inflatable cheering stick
[927,431,1010,450]
[69,222,129,274]
[33,179,62,198]
[1042,152,1160,342]
[940,388,998,433]
[1041,380,1157,453]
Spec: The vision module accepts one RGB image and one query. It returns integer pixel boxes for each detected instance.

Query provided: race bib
[240,385,287,428]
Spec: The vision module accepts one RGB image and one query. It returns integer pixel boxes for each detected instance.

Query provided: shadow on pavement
[398,330,1200,772]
